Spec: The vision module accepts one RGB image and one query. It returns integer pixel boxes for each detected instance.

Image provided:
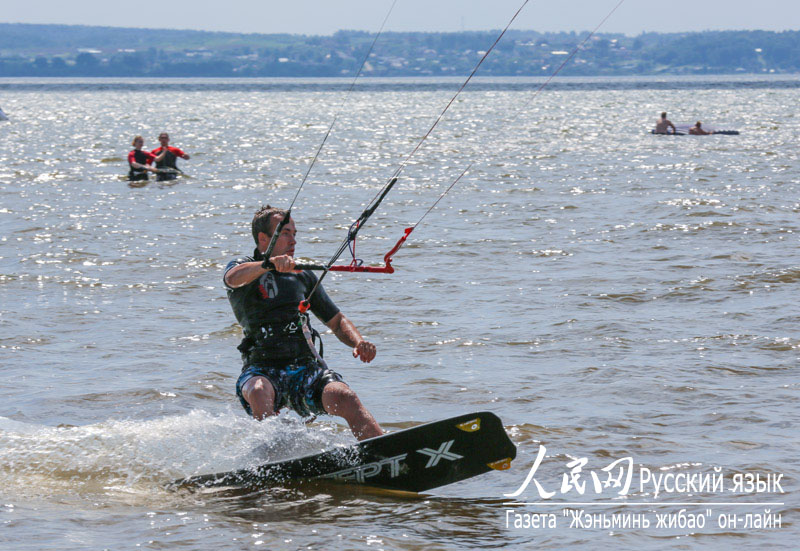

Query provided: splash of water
[0,410,352,499]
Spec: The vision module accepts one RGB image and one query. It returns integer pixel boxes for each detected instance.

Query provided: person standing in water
[127,135,166,181]
[150,132,190,181]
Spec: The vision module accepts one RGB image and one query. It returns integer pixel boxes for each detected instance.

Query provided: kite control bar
[294,226,413,274]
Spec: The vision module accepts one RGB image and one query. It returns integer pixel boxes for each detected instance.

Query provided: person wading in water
[150,132,190,181]
[127,135,166,182]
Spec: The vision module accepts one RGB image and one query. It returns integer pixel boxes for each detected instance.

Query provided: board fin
[456,418,481,432]
[487,458,513,470]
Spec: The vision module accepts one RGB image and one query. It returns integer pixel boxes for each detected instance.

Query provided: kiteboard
[649,128,740,135]
[170,411,516,493]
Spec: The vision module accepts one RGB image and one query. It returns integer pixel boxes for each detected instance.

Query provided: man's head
[661,112,667,119]
[695,121,702,127]
[158,132,170,146]
[251,205,295,256]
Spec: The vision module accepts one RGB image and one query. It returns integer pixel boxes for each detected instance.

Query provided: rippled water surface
[1,77,798,549]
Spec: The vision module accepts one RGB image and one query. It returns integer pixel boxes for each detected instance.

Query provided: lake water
[0,77,798,549]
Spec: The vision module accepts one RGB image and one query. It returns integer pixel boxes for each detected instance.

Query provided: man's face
[260,216,296,257]
[158,134,169,146]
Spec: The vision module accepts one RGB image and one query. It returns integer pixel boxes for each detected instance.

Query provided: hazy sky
[3,0,799,35]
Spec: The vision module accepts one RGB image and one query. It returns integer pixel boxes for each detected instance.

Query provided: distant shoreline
[2,24,798,78]
[1,74,798,92]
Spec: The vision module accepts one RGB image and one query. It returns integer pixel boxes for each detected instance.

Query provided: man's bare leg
[321,382,383,441]
[241,375,277,420]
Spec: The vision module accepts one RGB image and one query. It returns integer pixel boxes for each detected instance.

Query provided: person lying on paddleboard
[150,132,190,181]
[127,135,166,181]
[223,206,383,441]
[654,111,677,134]
[688,121,713,135]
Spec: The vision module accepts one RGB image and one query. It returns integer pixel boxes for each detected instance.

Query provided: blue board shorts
[236,361,344,418]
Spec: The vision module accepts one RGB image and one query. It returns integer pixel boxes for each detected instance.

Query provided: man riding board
[223,205,383,441]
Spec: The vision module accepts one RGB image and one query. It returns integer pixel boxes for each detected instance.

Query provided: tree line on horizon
[0,23,798,77]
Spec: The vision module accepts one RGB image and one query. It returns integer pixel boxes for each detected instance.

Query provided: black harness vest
[128,149,150,181]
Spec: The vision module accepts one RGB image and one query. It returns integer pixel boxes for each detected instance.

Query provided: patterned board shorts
[235,361,344,418]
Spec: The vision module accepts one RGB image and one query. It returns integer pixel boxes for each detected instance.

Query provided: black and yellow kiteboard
[171,411,516,493]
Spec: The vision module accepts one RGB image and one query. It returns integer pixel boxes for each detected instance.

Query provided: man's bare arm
[224,261,267,288]
[325,312,376,363]
[224,255,295,288]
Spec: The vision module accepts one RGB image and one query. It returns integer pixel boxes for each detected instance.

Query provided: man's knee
[322,382,360,414]
[242,376,275,404]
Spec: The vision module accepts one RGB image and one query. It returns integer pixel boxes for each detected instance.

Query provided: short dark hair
[661,112,667,118]
[251,205,288,243]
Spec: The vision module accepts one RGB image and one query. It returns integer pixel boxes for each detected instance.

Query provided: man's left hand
[353,340,376,363]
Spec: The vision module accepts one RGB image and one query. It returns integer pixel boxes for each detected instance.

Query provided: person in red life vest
[127,135,166,181]
[150,132,190,181]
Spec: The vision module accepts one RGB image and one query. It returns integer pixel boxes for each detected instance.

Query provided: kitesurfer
[654,112,677,134]
[688,121,712,135]
[127,135,165,181]
[150,132,190,181]
[224,205,383,441]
